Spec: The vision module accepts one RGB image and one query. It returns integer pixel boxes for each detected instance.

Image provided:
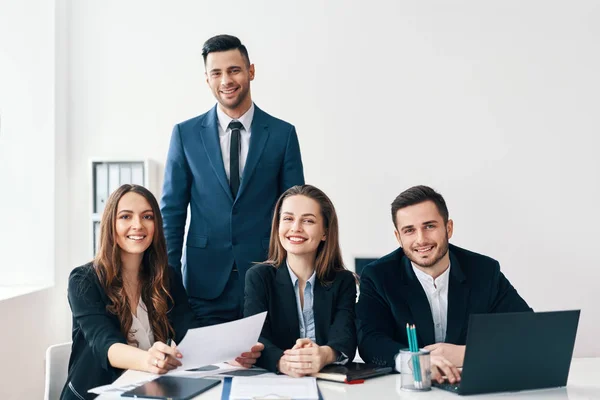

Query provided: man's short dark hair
[202,34,250,66]
[391,185,449,228]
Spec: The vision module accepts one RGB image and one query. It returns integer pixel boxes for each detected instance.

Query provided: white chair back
[44,342,72,400]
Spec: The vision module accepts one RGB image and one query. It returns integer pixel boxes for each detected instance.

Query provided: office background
[0,0,598,398]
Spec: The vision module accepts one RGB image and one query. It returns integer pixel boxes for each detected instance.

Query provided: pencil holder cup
[397,349,431,391]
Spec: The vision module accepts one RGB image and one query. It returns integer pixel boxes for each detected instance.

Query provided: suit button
[232,239,237,246]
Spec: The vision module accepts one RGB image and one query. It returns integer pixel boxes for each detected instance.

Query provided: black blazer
[244,263,357,372]
[60,263,194,400]
[356,244,532,368]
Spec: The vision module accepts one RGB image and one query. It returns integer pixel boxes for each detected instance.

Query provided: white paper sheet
[230,376,319,400]
[89,370,157,395]
[176,311,267,371]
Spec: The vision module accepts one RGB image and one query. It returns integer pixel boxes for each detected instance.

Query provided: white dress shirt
[129,298,155,350]
[412,262,451,343]
[216,104,254,182]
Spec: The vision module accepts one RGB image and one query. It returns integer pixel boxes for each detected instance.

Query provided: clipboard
[221,377,324,400]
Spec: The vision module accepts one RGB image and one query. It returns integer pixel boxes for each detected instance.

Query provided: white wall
[0,0,55,287]
[0,0,70,399]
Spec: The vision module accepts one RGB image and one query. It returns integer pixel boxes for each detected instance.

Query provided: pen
[164,338,172,361]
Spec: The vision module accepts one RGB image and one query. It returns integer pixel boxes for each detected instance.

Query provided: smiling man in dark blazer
[161,35,304,327]
[356,185,532,382]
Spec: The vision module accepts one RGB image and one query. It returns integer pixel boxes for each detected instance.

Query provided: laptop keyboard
[434,382,461,392]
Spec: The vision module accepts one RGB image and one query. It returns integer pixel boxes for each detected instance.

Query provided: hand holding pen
[146,338,183,374]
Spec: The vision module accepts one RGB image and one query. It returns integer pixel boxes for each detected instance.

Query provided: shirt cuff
[333,351,349,365]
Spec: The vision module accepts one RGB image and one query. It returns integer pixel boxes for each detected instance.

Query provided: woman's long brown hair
[264,185,347,284]
[94,184,174,345]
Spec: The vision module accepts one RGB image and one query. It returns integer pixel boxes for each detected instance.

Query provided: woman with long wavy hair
[60,185,261,399]
[244,185,357,377]
[61,184,194,399]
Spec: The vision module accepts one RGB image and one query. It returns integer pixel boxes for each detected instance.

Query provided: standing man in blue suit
[161,35,304,327]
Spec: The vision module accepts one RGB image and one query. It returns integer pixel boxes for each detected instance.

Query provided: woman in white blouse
[61,185,262,400]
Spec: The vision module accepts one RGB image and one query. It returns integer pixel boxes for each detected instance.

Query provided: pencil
[410,325,423,388]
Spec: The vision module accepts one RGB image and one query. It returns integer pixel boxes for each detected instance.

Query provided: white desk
[99,358,600,400]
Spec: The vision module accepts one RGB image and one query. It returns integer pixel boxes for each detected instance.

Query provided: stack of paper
[230,376,319,400]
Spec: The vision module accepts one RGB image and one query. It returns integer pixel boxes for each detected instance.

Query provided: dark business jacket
[244,263,357,372]
[356,244,532,368]
[160,104,304,325]
[60,263,194,400]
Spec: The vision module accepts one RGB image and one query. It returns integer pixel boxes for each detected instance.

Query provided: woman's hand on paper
[146,340,182,374]
[228,342,265,368]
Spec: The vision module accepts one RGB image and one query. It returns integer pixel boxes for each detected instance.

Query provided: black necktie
[228,120,243,198]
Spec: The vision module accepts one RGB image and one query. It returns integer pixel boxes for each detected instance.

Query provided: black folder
[121,376,220,400]
[311,362,392,384]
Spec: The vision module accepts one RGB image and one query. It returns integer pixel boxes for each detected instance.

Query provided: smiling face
[205,49,254,117]
[278,195,326,260]
[115,192,155,257]
[394,200,453,271]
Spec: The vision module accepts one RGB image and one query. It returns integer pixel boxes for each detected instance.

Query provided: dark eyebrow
[400,224,415,231]
[117,209,153,215]
[281,212,317,218]
[422,220,438,226]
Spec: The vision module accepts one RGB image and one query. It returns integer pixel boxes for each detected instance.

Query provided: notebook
[121,376,220,400]
[433,310,580,395]
[311,362,392,384]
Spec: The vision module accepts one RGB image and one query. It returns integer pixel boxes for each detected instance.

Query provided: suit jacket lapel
[401,256,436,346]
[313,281,332,345]
[275,265,300,341]
[199,106,234,202]
[445,251,470,344]
[237,105,269,199]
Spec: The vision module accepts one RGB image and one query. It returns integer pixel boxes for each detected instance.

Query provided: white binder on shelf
[108,163,120,195]
[119,164,132,185]
[131,163,144,185]
[95,163,108,215]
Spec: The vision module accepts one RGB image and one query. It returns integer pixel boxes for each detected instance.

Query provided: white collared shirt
[412,262,451,343]
[216,104,254,182]
[129,298,155,351]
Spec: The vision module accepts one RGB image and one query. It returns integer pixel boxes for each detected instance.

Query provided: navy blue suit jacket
[244,263,357,372]
[160,104,304,317]
[356,244,532,368]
